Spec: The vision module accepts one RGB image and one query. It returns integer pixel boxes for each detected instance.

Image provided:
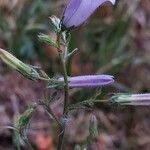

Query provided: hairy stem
[57,33,69,150]
[59,53,69,113]
[38,101,62,128]
[23,135,34,150]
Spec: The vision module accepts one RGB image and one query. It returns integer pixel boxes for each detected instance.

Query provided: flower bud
[0,48,39,80]
[89,115,98,138]
[111,93,150,106]
[59,75,114,88]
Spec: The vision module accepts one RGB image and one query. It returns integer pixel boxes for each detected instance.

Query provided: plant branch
[38,101,62,128]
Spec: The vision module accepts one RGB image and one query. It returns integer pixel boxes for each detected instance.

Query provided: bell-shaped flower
[62,0,116,29]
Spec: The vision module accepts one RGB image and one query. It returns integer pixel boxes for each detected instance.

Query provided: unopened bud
[111,93,150,106]
[89,115,98,138]
[0,48,40,80]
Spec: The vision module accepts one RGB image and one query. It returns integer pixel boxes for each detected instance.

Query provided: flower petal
[62,0,116,28]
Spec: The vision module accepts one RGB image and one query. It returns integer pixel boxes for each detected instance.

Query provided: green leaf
[49,15,61,32]
[13,107,35,149]
[15,107,35,129]
[67,99,96,112]
[66,48,78,60]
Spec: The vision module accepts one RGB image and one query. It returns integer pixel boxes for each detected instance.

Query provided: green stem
[24,137,34,150]
[66,48,72,76]
[57,32,69,150]
[38,76,50,81]
[93,99,109,103]
[59,53,69,113]
[38,102,62,128]
[22,130,34,150]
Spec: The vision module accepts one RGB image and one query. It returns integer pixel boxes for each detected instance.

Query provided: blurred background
[0,0,150,149]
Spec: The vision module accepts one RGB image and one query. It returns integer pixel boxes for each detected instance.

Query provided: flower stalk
[38,101,62,127]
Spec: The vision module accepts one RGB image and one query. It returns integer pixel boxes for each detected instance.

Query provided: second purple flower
[59,75,114,88]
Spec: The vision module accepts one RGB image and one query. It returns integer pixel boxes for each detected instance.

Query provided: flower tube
[111,93,150,106]
[59,75,114,88]
[62,0,116,29]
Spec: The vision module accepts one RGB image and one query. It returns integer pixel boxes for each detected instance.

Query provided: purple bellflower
[59,75,114,88]
[111,93,150,106]
[62,0,116,29]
